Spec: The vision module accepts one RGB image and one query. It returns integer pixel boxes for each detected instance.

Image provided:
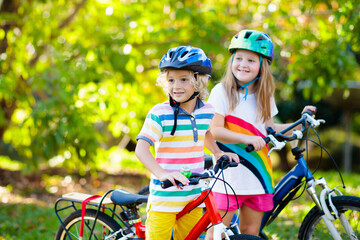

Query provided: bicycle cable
[305,138,346,188]
[294,125,345,189]
[191,167,239,231]
[207,174,239,231]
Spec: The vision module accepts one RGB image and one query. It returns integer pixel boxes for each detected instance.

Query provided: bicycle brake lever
[267,134,286,156]
[303,113,326,127]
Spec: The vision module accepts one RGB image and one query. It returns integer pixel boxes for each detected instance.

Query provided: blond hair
[222,55,275,122]
[156,70,210,100]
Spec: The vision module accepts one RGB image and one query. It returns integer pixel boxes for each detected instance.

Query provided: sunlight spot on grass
[46,186,58,194]
[0,186,11,203]
[64,176,72,184]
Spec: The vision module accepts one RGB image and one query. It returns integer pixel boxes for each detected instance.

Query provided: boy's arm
[135,139,190,186]
[204,131,239,163]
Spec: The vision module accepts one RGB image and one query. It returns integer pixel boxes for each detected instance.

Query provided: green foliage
[0,0,359,170]
[0,203,58,239]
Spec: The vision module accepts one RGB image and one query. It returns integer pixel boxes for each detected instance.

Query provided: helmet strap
[169,91,199,136]
[232,54,263,100]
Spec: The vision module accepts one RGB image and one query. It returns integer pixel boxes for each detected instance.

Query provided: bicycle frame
[259,146,348,239]
[178,189,225,239]
[260,147,314,230]
[54,190,145,240]
[55,179,231,240]
[128,188,228,240]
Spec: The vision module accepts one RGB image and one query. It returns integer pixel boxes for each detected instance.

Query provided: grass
[0,170,359,239]
[0,203,58,239]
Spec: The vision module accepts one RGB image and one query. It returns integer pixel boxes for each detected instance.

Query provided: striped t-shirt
[137,98,215,212]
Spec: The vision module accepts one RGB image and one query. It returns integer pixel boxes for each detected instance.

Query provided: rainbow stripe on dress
[217,115,274,194]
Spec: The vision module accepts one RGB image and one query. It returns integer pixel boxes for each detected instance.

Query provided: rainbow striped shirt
[137,99,214,212]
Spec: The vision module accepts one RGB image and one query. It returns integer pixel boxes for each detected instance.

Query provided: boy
[135,46,239,240]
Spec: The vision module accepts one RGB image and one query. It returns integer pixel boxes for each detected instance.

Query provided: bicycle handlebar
[161,155,237,189]
[245,110,325,153]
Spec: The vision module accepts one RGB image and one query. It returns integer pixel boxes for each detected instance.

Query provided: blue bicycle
[237,110,360,239]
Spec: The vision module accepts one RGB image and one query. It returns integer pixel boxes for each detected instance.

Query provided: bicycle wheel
[55,209,122,240]
[298,195,360,240]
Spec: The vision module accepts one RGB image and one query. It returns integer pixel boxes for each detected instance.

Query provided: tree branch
[58,0,87,29]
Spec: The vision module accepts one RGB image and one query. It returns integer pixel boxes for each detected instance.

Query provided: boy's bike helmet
[228,29,274,64]
[159,46,212,75]
[159,46,212,136]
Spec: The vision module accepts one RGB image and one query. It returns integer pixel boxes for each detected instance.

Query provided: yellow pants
[145,208,202,240]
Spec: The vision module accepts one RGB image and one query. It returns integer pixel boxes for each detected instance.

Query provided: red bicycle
[54,156,262,240]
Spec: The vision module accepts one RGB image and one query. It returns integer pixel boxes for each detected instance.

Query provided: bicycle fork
[306,177,358,240]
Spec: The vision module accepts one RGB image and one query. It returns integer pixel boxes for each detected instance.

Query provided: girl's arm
[266,105,317,134]
[210,113,266,151]
[135,139,189,186]
[204,130,239,163]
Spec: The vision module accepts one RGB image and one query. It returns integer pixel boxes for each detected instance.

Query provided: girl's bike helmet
[159,46,212,75]
[228,29,274,64]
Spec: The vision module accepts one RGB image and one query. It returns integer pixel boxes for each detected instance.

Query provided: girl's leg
[238,193,273,236]
[204,209,236,240]
[239,205,264,236]
[173,207,202,240]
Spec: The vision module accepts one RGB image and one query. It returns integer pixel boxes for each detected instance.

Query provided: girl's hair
[156,70,210,100]
[222,54,275,122]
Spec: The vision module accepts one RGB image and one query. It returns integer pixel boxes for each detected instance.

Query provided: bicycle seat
[111,189,148,206]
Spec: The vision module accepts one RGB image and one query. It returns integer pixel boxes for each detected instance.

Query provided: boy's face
[167,70,195,103]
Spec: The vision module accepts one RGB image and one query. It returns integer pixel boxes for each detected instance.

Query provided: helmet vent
[244,31,252,39]
[181,51,189,58]
[256,35,267,41]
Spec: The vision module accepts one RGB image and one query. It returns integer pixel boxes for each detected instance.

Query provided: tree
[0,0,359,171]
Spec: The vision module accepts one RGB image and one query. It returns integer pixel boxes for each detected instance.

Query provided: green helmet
[228,29,274,64]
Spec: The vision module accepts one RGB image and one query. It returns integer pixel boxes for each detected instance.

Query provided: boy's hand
[214,152,240,163]
[159,171,190,188]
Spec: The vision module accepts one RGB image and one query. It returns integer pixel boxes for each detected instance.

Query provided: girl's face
[231,49,260,85]
[167,70,195,103]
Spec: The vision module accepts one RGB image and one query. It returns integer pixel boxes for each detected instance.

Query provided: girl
[205,30,315,237]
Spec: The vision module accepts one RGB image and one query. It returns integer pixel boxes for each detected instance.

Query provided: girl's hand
[158,171,190,188]
[302,105,317,116]
[214,151,240,163]
[244,135,266,152]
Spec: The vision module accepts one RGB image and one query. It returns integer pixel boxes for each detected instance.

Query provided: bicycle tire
[227,234,264,239]
[55,209,122,240]
[298,195,360,240]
